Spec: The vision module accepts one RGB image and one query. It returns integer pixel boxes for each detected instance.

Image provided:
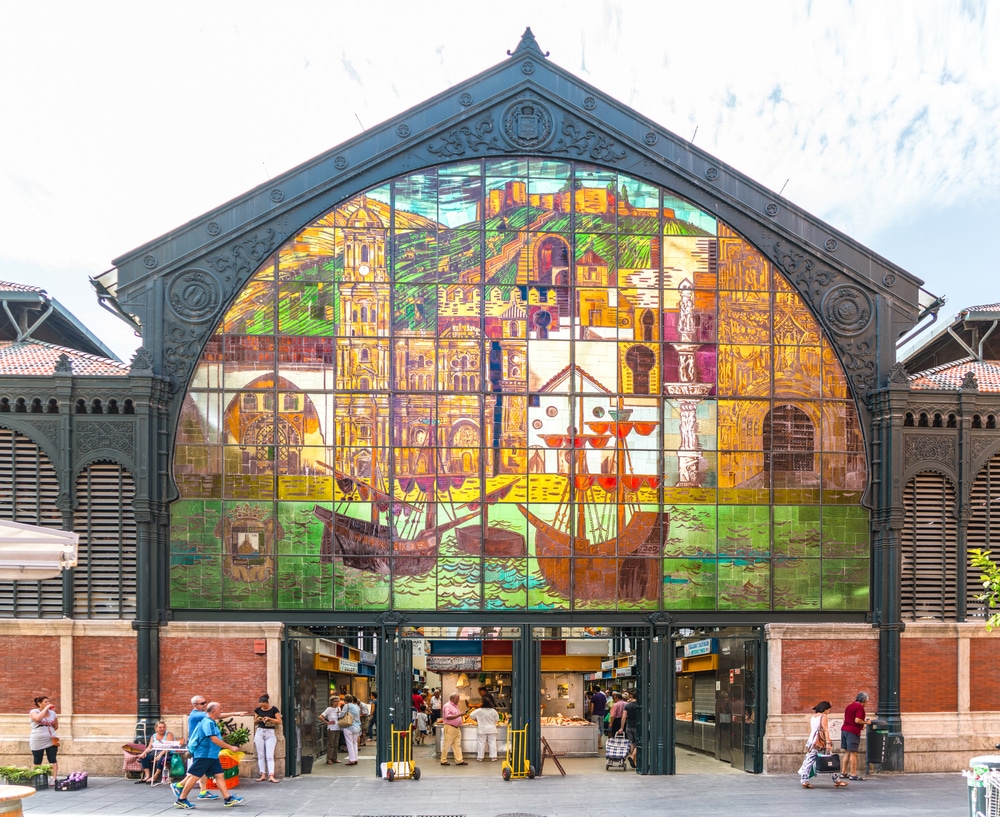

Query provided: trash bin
[966,754,1000,817]
[866,719,888,771]
[300,755,314,774]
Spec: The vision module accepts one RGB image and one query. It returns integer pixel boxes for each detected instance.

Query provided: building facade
[2,30,998,776]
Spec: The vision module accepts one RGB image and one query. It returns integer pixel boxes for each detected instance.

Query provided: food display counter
[436,718,599,757]
[674,718,715,753]
[540,717,599,756]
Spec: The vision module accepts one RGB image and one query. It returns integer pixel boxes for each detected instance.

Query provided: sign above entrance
[683,639,715,657]
[427,655,482,671]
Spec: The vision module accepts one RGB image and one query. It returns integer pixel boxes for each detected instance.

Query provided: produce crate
[54,776,88,791]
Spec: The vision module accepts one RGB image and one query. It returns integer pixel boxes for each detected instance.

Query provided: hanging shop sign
[426,655,482,671]
[339,659,359,674]
[683,639,714,657]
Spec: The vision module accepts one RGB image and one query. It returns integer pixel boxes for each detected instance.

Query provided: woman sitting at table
[136,720,177,784]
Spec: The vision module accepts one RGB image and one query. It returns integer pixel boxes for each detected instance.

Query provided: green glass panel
[821,505,871,558]
[718,558,770,610]
[663,558,717,609]
[665,505,718,557]
[663,195,716,235]
[773,558,821,610]
[436,558,482,611]
[717,505,770,558]
[277,555,331,610]
[335,563,389,611]
[772,505,822,558]
[822,558,870,610]
[483,557,529,611]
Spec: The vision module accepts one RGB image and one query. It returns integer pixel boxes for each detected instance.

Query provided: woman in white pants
[470,695,500,761]
[253,693,282,783]
[341,695,363,765]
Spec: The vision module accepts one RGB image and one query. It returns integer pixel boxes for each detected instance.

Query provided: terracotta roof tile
[0,341,129,376]
[909,357,1000,392]
[0,280,46,294]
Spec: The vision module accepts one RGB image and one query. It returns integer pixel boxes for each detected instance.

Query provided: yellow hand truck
[384,725,420,781]
[501,720,536,781]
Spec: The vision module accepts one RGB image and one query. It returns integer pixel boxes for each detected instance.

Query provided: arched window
[763,405,814,472]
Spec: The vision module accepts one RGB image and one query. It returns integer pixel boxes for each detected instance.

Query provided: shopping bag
[169,752,186,779]
[816,753,841,773]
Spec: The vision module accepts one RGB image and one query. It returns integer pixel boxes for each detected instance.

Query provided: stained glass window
[170,161,870,612]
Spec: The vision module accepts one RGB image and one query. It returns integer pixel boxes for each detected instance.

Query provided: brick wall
[0,635,60,711]
[971,638,1000,711]
[781,638,878,714]
[901,637,957,712]
[160,637,268,720]
[73,636,137,714]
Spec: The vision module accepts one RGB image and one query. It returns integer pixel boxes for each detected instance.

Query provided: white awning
[0,519,78,581]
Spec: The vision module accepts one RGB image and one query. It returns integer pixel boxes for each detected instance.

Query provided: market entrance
[671,627,764,774]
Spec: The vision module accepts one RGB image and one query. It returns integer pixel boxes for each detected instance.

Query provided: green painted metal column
[637,613,674,775]
[513,624,541,773]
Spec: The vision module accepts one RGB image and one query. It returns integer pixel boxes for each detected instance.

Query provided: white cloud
[0,0,998,357]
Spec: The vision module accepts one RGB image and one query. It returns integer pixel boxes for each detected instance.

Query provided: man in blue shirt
[173,702,244,809]
[589,686,607,749]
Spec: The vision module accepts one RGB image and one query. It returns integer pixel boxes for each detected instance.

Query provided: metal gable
[109,28,923,422]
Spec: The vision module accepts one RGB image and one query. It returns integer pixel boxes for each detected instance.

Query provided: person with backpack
[172,701,244,809]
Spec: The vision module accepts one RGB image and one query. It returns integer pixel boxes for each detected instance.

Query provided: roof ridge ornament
[508,27,549,58]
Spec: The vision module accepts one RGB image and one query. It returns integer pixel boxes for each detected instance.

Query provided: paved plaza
[18,764,969,817]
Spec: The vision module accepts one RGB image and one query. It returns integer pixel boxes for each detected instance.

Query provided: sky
[1,0,998,362]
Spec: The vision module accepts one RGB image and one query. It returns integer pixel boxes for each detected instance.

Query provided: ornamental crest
[502,98,554,149]
[214,503,282,583]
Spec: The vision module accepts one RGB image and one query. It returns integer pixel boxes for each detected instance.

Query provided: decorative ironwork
[459,92,473,107]
[705,167,719,181]
[883,272,897,287]
[143,254,157,269]
[550,116,626,163]
[167,270,223,323]
[888,362,910,385]
[825,238,839,252]
[396,124,410,137]
[583,96,597,110]
[428,117,503,157]
[206,221,221,236]
[269,188,284,203]
[334,156,347,169]
[765,203,779,217]
[822,284,873,336]
[839,337,878,399]
[501,99,554,149]
[507,27,549,58]
[129,347,154,372]
[904,434,955,469]
[203,230,276,285]
[75,421,135,458]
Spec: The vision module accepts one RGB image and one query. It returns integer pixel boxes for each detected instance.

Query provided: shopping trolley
[501,720,535,781]
[604,733,630,771]
[383,725,420,781]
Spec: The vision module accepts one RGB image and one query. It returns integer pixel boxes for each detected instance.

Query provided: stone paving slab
[18,770,969,817]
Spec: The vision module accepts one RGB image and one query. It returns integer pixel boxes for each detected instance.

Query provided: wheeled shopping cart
[501,721,535,781]
[383,725,420,781]
[605,734,630,771]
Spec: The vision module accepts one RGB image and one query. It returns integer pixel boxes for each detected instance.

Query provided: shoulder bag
[337,710,354,728]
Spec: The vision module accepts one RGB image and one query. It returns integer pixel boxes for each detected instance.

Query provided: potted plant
[0,764,53,788]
